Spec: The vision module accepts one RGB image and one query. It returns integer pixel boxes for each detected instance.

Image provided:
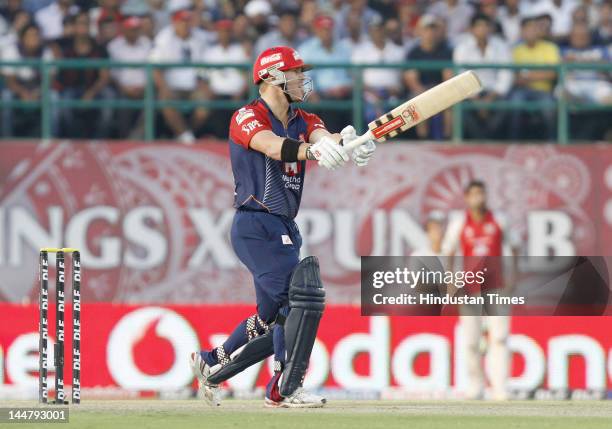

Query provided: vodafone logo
[1,304,612,394]
[107,307,199,390]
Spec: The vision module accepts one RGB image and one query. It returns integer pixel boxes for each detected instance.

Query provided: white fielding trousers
[460,315,510,400]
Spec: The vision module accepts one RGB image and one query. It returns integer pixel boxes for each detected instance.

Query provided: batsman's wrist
[281,138,301,162]
[305,144,317,161]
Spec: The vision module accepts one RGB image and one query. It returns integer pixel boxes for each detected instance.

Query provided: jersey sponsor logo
[260,52,282,65]
[473,243,491,256]
[242,120,262,135]
[284,162,302,177]
[371,116,406,139]
[235,108,255,125]
[484,223,496,234]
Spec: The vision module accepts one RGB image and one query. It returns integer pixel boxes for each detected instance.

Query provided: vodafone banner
[1,304,611,394]
[1,141,612,305]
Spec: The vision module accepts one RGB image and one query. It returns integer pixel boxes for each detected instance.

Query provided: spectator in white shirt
[398,0,421,44]
[384,18,406,50]
[581,0,602,29]
[0,7,33,48]
[498,0,522,44]
[201,19,249,137]
[254,7,304,57]
[108,17,150,93]
[299,14,353,131]
[340,8,366,52]
[231,14,257,60]
[0,0,23,24]
[298,0,318,35]
[536,12,554,40]
[89,0,122,40]
[201,20,248,99]
[2,23,53,136]
[525,0,579,39]
[334,0,382,41]
[404,14,454,140]
[244,0,271,38]
[352,19,405,123]
[140,13,156,40]
[571,4,590,27]
[562,22,612,103]
[478,0,505,37]
[453,13,513,139]
[595,0,612,44]
[561,21,612,139]
[146,0,169,34]
[427,0,474,46]
[51,10,113,138]
[97,15,119,47]
[108,16,152,138]
[150,7,211,143]
[34,0,78,41]
[0,13,7,36]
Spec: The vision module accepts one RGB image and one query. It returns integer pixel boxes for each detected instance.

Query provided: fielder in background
[442,180,519,400]
[190,45,376,408]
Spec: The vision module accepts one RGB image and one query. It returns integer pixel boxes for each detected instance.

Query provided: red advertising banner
[1,142,611,305]
[1,304,611,394]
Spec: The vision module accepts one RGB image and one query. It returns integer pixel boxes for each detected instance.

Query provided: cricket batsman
[190,46,376,408]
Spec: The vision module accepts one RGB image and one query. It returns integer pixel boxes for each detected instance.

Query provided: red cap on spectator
[215,19,233,30]
[172,9,192,22]
[313,15,334,30]
[253,46,312,85]
[122,16,141,29]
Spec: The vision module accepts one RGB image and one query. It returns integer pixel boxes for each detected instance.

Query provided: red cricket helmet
[252,46,312,85]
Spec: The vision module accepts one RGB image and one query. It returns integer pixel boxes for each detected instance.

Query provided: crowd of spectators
[0,0,610,141]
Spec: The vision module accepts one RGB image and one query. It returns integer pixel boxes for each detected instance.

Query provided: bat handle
[342,130,374,151]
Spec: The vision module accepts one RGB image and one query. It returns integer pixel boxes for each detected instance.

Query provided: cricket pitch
[3,399,612,429]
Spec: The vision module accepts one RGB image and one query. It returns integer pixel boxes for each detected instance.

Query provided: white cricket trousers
[460,315,510,400]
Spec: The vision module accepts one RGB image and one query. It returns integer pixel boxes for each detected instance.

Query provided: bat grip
[342,130,374,151]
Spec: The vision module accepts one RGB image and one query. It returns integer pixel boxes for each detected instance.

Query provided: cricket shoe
[190,352,221,406]
[264,388,327,408]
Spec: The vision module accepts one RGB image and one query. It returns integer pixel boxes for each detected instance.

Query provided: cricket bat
[343,71,482,150]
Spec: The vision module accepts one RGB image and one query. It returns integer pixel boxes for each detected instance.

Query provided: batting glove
[340,125,376,167]
[310,136,349,170]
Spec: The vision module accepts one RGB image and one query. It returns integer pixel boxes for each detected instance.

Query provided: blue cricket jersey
[228,98,325,219]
